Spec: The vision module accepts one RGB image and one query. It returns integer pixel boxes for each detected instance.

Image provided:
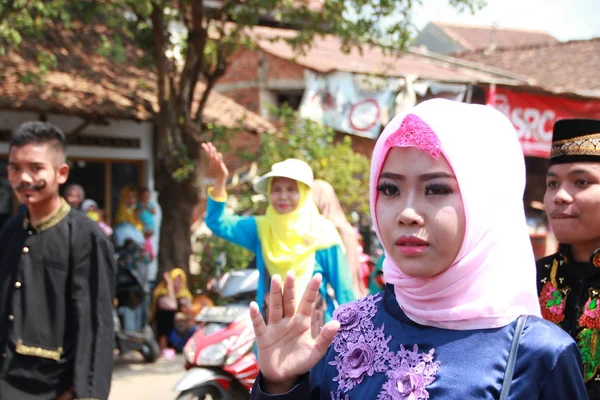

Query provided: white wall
[0,111,154,161]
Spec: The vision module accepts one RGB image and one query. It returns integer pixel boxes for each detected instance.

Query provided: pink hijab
[370,99,541,330]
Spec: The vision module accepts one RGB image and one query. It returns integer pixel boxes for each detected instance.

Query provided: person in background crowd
[168,311,199,353]
[202,143,356,337]
[81,198,113,237]
[536,118,600,398]
[311,179,368,297]
[150,268,193,358]
[113,186,145,253]
[137,187,156,262]
[248,99,586,400]
[0,121,116,400]
[114,186,143,231]
[64,183,85,210]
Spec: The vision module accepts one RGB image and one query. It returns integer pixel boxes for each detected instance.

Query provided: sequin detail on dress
[330,293,440,399]
[384,114,441,159]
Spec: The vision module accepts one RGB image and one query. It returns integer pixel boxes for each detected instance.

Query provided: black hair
[10,121,67,162]
[139,186,150,194]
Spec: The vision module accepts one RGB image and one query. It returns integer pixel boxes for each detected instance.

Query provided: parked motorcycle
[174,268,259,400]
[113,236,160,363]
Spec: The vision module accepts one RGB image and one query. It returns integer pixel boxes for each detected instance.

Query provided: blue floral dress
[251,285,587,400]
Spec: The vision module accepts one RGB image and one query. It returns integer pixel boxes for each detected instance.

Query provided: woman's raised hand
[250,272,340,394]
[201,142,229,197]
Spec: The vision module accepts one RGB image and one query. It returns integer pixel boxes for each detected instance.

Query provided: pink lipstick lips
[396,236,429,256]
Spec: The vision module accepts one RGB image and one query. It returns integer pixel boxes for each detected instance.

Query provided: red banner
[489,87,600,158]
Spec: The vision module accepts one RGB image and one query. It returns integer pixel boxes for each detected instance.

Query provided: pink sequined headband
[384,113,441,159]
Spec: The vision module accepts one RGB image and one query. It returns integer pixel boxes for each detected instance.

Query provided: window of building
[275,90,304,110]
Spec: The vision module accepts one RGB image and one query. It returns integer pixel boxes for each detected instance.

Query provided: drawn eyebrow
[379,172,455,181]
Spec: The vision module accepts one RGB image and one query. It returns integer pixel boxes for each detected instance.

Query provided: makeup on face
[7,143,67,206]
[375,147,465,279]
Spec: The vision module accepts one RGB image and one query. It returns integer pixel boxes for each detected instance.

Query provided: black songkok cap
[550,118,600,165]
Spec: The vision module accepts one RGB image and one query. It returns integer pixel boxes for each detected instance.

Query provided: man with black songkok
[537,118,600,398]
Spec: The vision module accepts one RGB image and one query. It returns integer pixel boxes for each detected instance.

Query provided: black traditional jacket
[537,244,600,399]
[0,199,116,400]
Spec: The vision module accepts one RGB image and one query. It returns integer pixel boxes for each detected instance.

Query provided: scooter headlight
[198,336,237,366]
[225,340,255,366]
[183,338,196,364]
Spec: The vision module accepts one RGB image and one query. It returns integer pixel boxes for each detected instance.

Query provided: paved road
[109,352,187,400]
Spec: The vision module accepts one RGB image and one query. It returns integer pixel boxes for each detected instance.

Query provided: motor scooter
[174,267,259,400]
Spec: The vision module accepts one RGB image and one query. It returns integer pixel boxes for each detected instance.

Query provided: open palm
[250,272,340,392]
[201,142,229,182]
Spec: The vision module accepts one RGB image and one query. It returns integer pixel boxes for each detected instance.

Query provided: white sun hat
[252,158,314,194]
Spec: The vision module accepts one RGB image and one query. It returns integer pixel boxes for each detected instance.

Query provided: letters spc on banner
[299,71,399,139]
[491,88,600,158]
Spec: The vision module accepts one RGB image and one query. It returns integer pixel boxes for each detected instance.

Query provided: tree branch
[193,12,230,124]
[180,0,207,114]
[151,3,170,104]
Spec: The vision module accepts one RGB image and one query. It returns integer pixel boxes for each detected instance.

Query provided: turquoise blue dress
[251,285,587,399]
[205,196,356,320]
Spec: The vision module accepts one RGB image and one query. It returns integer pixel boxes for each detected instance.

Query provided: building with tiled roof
[413,21,559,55]
[455,38,600,96]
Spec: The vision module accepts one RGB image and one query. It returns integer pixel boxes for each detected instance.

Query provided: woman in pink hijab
[247,99,586,399]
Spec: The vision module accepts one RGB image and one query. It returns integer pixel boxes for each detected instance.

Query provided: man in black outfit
[537,118,600,399]
[0,122,116,399]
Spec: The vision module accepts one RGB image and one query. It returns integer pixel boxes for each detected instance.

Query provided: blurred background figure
[150,268,193,358]
[81,199,113,237]
[312,179,369,296]
[64,183,85,210]
[137,187,156,262]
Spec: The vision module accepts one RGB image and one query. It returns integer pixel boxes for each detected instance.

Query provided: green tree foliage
[0,0,485,276]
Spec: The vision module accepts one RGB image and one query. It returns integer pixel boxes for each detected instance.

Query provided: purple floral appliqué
[384,114,441,159]
[330,294,391,392]
[378,344,441,400]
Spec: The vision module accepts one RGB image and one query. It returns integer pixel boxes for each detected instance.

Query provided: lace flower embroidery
[378,345,441,400]
[330,294,440,398]
[384,113,441,159]
[330,294,391,392]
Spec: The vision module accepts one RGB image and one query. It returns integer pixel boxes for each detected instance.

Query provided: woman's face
[269,177,300,214]
[126,190,137,207]
[173,275,183,293]
[375,147,466,278]
[66,187,83,208]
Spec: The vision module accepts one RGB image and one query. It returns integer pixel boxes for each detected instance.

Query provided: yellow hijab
[150,268,193,322]
[114,186,143,231]
[256,180,342,294]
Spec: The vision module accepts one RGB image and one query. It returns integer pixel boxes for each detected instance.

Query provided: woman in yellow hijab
[150,268,193,356]
[202,142,356,332]
[114,186,143,231]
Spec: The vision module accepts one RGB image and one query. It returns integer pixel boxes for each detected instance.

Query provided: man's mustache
[16,180,47,191]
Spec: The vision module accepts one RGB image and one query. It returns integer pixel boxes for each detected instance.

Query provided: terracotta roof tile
[0,21,274,134]
[432,22,559,51]
[456,38,600,94]
[248,25,524,84]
